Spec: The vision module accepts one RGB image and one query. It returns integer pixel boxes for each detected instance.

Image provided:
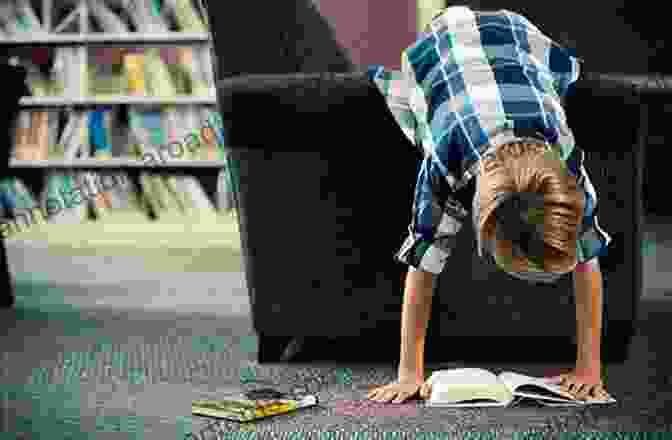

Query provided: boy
[365,6,613,403]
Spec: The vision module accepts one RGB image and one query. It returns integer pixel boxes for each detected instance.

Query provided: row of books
[11,106,226,162]
[0,0,208,36]
[0,169,235,237]
[1,0,213,97]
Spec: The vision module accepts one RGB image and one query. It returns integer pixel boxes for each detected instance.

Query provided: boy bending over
[365,6,613,403]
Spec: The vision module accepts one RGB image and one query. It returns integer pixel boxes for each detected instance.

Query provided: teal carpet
[1,218,671,439]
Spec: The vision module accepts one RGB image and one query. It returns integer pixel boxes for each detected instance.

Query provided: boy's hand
[366,377,432,403]
[544,369,612,401]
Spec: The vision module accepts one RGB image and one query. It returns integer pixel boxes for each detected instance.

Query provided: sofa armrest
[579,72,672,98]
[217,71,395,152]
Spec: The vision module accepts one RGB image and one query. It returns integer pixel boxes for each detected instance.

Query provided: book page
[426,368,514,407]
[498,372,577,403]
[501,372,618,404]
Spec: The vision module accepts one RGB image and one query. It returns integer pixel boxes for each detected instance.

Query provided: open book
[426,368,616,407]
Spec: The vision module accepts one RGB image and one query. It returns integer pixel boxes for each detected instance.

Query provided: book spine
[13,110,31,160]
[88,0,130,33]
[124,53,147,96]
[144,48,177,97]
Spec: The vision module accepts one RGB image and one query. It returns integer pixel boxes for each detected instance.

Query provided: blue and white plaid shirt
[367,6,611,280]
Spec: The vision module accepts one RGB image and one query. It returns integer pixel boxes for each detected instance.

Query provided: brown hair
[477,140,585,273]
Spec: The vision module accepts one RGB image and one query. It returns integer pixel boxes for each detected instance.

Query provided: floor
[0,215,670,439]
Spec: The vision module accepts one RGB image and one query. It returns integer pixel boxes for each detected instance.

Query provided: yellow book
[124,53,147,96]
[192,393,317,422]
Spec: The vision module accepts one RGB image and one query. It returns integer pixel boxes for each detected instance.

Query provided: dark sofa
[201,0,671,364]
[218,70,659,364]
[0,1,665,367]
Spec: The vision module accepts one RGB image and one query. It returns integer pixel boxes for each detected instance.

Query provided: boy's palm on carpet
[545,370,613,401]
[367,378,431,403]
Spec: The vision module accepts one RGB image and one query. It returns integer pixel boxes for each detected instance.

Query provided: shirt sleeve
[395,155,469,274]
[548,43,583,100]
[367,57,424,153]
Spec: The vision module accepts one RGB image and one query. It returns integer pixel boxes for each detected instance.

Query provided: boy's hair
[477,140,585,274]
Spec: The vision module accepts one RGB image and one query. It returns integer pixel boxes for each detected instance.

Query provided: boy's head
[477,140,585,275]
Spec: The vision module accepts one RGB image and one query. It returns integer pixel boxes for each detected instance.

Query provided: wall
[315,0,418,70]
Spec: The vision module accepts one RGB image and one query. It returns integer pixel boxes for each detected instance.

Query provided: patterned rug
[1,280,671,440]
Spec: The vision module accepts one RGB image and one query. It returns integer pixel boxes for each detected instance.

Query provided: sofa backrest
[200,0,354,79]
[219,70,643,341]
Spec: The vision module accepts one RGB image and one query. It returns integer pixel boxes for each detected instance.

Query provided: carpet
[1,217,671,439]
[1,285,671,439]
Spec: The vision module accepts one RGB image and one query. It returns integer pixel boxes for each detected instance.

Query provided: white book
[61,111,87,161]
[426,368,616,407]
[175,175,215,216]
[196,46,214,91]
[57,48,85,98]
[124,0,169,33]
[217,167,236,212]
[88,0,130,33]
[15,0,44,32]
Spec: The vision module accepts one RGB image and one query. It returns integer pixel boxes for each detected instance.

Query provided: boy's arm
[573,258,603,375]
[549,257,612,400]
[398,268,436,382]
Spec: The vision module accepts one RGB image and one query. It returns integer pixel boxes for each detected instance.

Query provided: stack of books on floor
[192,388,318,422]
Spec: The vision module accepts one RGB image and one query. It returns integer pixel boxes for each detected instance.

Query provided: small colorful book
[192,393,317,422]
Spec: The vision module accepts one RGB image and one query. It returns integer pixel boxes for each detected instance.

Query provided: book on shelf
[0,177,45,235]
[124,0,169,33]
[192,391,318,422]
[0,0,45,36]
[124,52,147,95]
[77,171,148,221]
[164,0,212,95]
[137,173,183,218]
[171,174,217,218]
[425,368,616,407]
[89,107,116,159]
[52,46,88,98]
[40,171,90,224]
[164,0,207,33]
[143,47,177,97]
[88,0,132,34]
[12,109,55,161]
[217,164,237,213]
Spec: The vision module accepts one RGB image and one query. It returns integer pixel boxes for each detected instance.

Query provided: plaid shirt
[367,6,611,276]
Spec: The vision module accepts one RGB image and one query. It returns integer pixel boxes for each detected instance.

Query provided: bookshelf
[18,95,216,107]
[1,0,240,252]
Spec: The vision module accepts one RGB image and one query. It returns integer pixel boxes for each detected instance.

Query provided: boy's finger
[366,388,381,399]
[543,375,561,384]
